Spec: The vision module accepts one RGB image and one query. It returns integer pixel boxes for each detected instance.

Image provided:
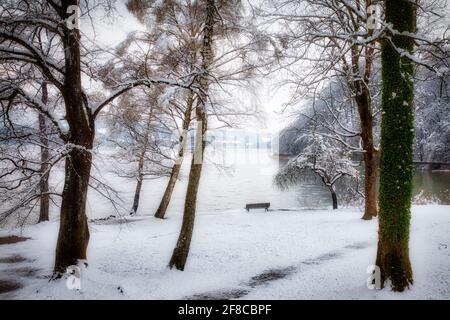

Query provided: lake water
[86,148,450,219]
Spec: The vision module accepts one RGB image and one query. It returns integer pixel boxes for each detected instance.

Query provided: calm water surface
[86,149,449,219]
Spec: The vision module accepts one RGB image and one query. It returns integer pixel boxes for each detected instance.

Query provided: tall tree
[259,0,381,220]
[38,81,50,222]
[125,0,258,220]
[0,0,194,274]
[168,0,216,271]
[110,0,202,220]
[155,91,194,219]
[1,20,62,226]
[105,90,172,215]
[375,0,416,291]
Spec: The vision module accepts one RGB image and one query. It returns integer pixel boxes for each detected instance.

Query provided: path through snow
[186,241,371,300]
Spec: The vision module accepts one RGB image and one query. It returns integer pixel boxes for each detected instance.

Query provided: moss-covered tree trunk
[375,0,416,291]
[169,0,215,271]
[155,93,194,219]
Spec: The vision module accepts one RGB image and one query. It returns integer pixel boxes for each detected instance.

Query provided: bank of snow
[0,205,449,299]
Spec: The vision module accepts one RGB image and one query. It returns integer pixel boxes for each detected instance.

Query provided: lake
[86,148,450,219]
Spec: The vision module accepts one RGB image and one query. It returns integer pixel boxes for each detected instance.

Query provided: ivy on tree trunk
[375,0,416,291]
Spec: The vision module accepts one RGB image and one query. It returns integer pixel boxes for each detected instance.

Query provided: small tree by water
[275,135,358,209]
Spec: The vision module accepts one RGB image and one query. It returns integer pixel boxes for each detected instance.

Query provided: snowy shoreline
[0,205,449,300]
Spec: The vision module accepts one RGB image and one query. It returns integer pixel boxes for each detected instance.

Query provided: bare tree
[124,0,263,220]
[0,0,196,274]
[0,18,64,226]
[37,81,50,222]
[257,0,383,220]
[0,72,62,226]
[168,0,216,271]
[155,0,262,270]
[275,134,359,210]
[154,90,194,219]
[259,0,449,220]
[124,0,202,220]
[105,90,173,215]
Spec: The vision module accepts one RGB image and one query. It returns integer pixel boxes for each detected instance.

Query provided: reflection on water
[413,170,450,204]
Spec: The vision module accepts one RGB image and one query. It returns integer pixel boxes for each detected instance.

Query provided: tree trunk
[130,154,145,215]
[154,164,181,219]
[38,82,50,223]
[375,0,415,291]
[330,188,338,210]
[155,93,194,219]
[54,4,95,274]
[168,156,204,270]
[350,10,378,220]
[356,89,378,220]
[54,141,93,274]
[169,0,215,271]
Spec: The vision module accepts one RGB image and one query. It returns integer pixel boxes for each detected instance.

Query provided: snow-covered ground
[0,205,449,300]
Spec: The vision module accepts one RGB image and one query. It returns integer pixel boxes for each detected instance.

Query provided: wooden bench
[245,203,270,212]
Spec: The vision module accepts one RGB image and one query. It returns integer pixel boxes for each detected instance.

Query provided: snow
[0,205,449,300]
